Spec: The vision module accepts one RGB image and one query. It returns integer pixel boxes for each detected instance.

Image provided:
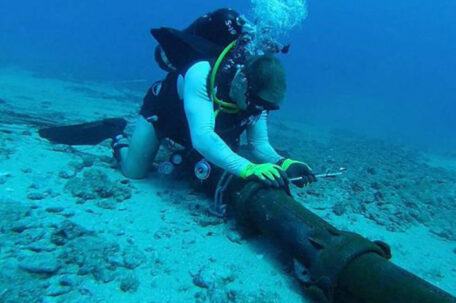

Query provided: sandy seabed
[0,67,455,303]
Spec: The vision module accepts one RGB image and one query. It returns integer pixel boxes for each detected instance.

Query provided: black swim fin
[38,118,127,145]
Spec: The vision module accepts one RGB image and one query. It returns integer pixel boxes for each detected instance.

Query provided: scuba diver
[39,8,317,190]
[37,10,456,302]
[113,8,317,189]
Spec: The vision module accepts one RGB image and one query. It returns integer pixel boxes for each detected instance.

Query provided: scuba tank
[150,8,244,72]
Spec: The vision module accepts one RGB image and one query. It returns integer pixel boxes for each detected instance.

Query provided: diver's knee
[120,163,147,180]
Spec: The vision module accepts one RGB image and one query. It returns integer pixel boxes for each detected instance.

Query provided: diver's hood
[151,27,224,71]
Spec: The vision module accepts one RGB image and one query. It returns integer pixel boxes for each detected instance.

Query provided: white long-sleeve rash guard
[183,61,283,176]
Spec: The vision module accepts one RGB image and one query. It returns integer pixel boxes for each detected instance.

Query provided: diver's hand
[240,163,288,188]
[278,159,317,187]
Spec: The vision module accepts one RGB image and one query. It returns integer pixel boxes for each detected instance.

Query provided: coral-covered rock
[122,246,146,269]
[191,264,235,289]
[119,273,139,293]
[51,220,94,246]
[19,252,61,276]
[65,169,131,204]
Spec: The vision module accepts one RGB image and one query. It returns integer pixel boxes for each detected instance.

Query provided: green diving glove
[279,159,317,187]
[240,163,288,188]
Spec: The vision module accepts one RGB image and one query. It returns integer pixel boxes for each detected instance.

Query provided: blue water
[1,0,455,150]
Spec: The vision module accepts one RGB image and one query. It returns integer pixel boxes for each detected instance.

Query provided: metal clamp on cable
[298,230,392,302]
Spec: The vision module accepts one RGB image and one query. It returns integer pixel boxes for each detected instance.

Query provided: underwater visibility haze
[0,0,455,302]
[1,0,455,150]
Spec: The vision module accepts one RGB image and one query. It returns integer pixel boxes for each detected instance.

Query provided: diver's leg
[117,74,180,179]
[117,116,160,179]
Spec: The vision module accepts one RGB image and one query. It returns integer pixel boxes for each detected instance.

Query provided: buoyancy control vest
[146,60,259,151]
[143,43,260,151]
[147,9,263,150]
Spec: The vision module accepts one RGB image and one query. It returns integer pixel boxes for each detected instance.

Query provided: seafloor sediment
[0,68,455,303]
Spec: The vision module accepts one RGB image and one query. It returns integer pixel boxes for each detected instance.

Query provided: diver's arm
[246,111,283,163]
[183,61,251,176]
[247,112,317,186]
[118,116,160,179]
